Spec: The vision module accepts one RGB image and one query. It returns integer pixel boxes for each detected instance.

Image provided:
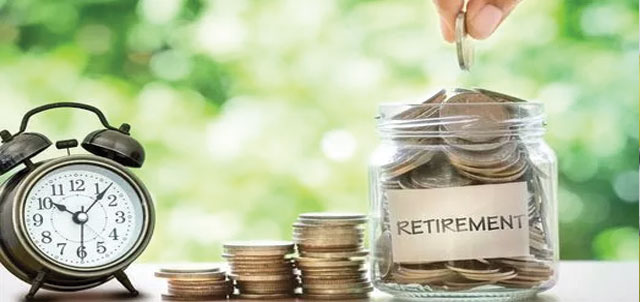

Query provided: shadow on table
[20,291,146,302]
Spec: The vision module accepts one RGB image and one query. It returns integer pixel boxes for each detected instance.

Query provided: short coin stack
[223,241,297,299]
[293,213,372,300]
[154,266,232,301]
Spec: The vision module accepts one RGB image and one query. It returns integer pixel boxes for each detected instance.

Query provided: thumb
[466,0,520,40]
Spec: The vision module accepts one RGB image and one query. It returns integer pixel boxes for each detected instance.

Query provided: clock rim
[11,155,155,278]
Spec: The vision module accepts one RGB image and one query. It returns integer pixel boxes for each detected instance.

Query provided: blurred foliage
[0,0,637,261]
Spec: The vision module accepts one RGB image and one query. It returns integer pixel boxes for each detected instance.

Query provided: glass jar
[368,89,558,301]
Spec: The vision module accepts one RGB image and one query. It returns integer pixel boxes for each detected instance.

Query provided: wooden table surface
[1,261,637,302]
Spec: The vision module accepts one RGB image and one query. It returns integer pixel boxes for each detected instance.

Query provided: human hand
[433,0,521,42]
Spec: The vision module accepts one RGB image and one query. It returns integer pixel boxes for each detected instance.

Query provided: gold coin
[155,271,226,280]
[299,250,368,259]
[161,294,228,301]
[167,287,231,296]
[498,279,543,288]
[301,274,367,281]
[292,223,364,231]
[303,286,373,295]
[297,244,364,252]
[296,217,367,226]
[223,241,294,256]
[168,279,230,287]
[230,262,293,269]
[234,293,295,299]
[229,274,296,282]
[222,253,292,260]
[159,266,220,274]
[297,259,364,267]
[298,212,367,220]
[301,281,371,290]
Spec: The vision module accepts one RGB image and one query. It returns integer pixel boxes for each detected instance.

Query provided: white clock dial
[22,164,145,269]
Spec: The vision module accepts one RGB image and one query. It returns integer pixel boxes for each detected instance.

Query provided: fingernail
[469,4,503,39]
[439,16,454,43]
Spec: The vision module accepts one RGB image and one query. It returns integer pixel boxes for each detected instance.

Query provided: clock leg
[114,270,139,297]
[26,270,47,300]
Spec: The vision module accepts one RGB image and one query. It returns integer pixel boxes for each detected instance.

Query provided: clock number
[96,241,107,254]
[33,214,43,227]
[37,197,53,210]
[94,183,100,195]
[70,179,85,192]
[51,184,64,196]
[76,246,87,259]
[41,231,52,244]
[115,211,126,224]
[107,195,118,207]
[57,243,67,255]
[108,228,119,241]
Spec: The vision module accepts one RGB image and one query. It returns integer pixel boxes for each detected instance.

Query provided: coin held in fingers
[455,11,474,71]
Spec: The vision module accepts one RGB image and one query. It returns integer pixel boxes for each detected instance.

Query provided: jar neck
[377,100,546,143]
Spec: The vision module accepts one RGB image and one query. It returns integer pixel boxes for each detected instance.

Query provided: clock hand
[51,202,74,215]
[85,182,113,213]
[79,206,86,262]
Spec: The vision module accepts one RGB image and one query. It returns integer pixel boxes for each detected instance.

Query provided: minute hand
[85,182,113,213]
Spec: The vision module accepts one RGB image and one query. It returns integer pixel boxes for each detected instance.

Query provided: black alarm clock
[0,103,155,299]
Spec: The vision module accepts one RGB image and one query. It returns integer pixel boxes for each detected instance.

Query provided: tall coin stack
[293,213,373,300]
[223,241,297,299]
[154,266,232,301]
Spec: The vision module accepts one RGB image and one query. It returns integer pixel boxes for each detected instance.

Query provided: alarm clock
[0,102,155,299]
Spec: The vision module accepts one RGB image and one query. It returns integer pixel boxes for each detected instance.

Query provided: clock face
[22,163,146,269]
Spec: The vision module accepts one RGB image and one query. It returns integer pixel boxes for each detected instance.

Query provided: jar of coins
[369,89,558,301]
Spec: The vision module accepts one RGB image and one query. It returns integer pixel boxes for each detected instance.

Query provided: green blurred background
[0,0,637,262]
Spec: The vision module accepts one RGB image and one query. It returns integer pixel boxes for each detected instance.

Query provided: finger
[433,0,465,43]
[466,0,521,40]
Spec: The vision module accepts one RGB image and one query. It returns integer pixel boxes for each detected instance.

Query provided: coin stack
[374,88,555,291]
[293,213,373,300]
[154,266,232,301]
[223,241,297,299]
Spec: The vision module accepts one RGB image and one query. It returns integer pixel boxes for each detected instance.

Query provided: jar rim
[376,101,546,140]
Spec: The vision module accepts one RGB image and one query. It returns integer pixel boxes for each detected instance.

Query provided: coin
[161,294,228,301]
[406,153,473,188]
[455,12,474,70]
[224,241,297,297]
[155,266,231,301]
[154,271,226,280]
[293,212,371,299]
[474,88,527,103]
[160,266,220,274]
[375,230,392,279]
[234,293,295,299]
[303,286,373,295]
[299,212,367,220]
[223,240,294,256]
[440,92,509,143]
[300,250,368,259]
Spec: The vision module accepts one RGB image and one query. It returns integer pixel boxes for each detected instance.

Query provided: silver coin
[407,153,473,188]
[440,92,509,143]
[475,88,527,103]
[375,230,393,279]
[455,12,474,70]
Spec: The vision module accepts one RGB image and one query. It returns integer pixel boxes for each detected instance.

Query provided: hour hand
[51,202,74,215]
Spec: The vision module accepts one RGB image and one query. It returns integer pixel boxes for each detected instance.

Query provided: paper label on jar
[387,182,530,263]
